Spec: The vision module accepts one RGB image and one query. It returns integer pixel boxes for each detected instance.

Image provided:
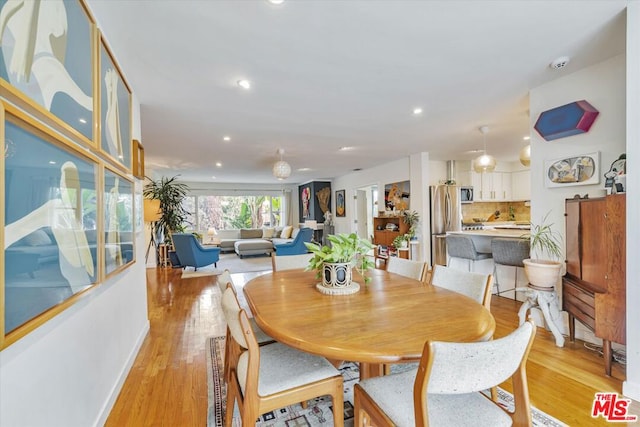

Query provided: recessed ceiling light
[211,176,216,179]
[297,167,311,172]
[223,136,231,141]
[413,107,423,115]
[78,118,87,124]
[215,162,222,167]
[339,146,354,151]
[550,56,570,70]
[523,136,530,140]
[237,79,251,89]
[49,160,56,164]
[267,0,284,4]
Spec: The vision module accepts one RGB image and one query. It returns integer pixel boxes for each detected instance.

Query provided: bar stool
[445,235,492,273]
[491,238,530,296]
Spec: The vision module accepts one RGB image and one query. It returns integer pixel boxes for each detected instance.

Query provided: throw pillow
[240,228,263,239]
[281,225,293,239]
[273,227,283,238]
[23,229,52,246]
[291,227,300,239]
[262,227,275,238]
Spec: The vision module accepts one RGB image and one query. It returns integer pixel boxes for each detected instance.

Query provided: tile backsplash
[462,201,531,223]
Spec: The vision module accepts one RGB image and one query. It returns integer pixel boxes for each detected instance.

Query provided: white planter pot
[317,262,360,295]
[523,259,562,288]
[322,262,353,288]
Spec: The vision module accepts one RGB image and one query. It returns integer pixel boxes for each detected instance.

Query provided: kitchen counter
[448,228,530,239]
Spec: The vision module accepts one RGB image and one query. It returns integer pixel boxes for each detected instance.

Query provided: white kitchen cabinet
[511,170,531,201]
[473,171,511,201]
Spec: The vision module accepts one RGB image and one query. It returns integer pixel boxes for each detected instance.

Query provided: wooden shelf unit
[562,194,626,376]
[373,216,409,247]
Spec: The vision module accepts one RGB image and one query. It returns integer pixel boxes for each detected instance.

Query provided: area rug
[181,268,222,279]
[206,336,567,427]
[180,253,272,278]
[217,253,272,274]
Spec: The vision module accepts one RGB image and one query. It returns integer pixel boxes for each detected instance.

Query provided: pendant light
[473,125,496,173]
[272,148,291,180]
[519,136,531,167]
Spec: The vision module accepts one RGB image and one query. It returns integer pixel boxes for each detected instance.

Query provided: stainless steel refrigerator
[430,185,462,266]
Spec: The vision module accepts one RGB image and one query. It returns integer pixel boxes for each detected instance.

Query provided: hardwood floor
[106,267,639,426]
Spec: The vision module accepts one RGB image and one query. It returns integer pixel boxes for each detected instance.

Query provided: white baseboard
[623,380,640,402]
[93,321,151,427]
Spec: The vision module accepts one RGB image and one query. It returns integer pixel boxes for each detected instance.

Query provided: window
[182,195,283,231]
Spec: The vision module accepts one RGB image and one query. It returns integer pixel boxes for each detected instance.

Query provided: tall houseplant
[143,175,190,244]
[522,212,563,288]
[402,210,419,239]
[305,233,374,294]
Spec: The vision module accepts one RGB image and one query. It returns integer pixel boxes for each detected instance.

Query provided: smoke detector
[550,56,571,70]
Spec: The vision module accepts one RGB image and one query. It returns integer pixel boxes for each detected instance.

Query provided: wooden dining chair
[428,264,493,309]
[218,278,274,382]
[354,320,537,427]
[221,287,345,426]
[215,269,233,294]
[271,252,314,271]
[385,257,428,282]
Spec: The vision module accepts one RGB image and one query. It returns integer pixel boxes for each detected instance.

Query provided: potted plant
[402,210,420,240]
[392,234,409,249]
[522,212,563,288]
[143,175,191,244]
[305,233,374,294]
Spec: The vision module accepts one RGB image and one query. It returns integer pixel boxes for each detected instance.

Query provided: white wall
[331,155,448,263]
[623,1,640,402]
[529,55,626,344]
[1,100,149,426]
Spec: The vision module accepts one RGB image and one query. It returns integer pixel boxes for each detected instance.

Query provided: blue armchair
[171,233,220,270]
[274,227,314,256]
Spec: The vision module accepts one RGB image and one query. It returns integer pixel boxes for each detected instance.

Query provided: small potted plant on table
[305,233,374,295]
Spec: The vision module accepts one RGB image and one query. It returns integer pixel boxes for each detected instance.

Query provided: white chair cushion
[358,370,512,427]
[237,343,340,396]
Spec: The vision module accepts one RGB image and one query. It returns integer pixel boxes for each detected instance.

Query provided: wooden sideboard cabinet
[373,216,409,247]
[563,194,626,376]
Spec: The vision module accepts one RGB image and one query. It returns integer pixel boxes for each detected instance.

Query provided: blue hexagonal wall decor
[534,100,599,141]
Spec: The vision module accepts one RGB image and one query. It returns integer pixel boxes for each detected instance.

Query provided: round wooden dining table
[242,267,496,379]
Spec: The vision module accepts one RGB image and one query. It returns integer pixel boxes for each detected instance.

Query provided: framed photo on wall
[99,32,132,171]
[2,101,100,343]
[0,0,97,147]
[103,166,135,278]
[545,152,600,188]
[336,190,346,217]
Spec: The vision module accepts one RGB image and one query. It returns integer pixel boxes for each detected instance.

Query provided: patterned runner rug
[206,336,568,427]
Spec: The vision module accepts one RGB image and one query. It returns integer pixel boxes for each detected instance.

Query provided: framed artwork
[99,32,132,171]
[300,185,311,219]
[384,180,410,211]
[2,102,99,342]
[336,190,346,217]
[103,166,135,277]
[0,0,97,147]
[132,139,145,179]
[545,152,600,188]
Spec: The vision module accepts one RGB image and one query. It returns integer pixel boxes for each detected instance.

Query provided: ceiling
[86,0,628,184]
